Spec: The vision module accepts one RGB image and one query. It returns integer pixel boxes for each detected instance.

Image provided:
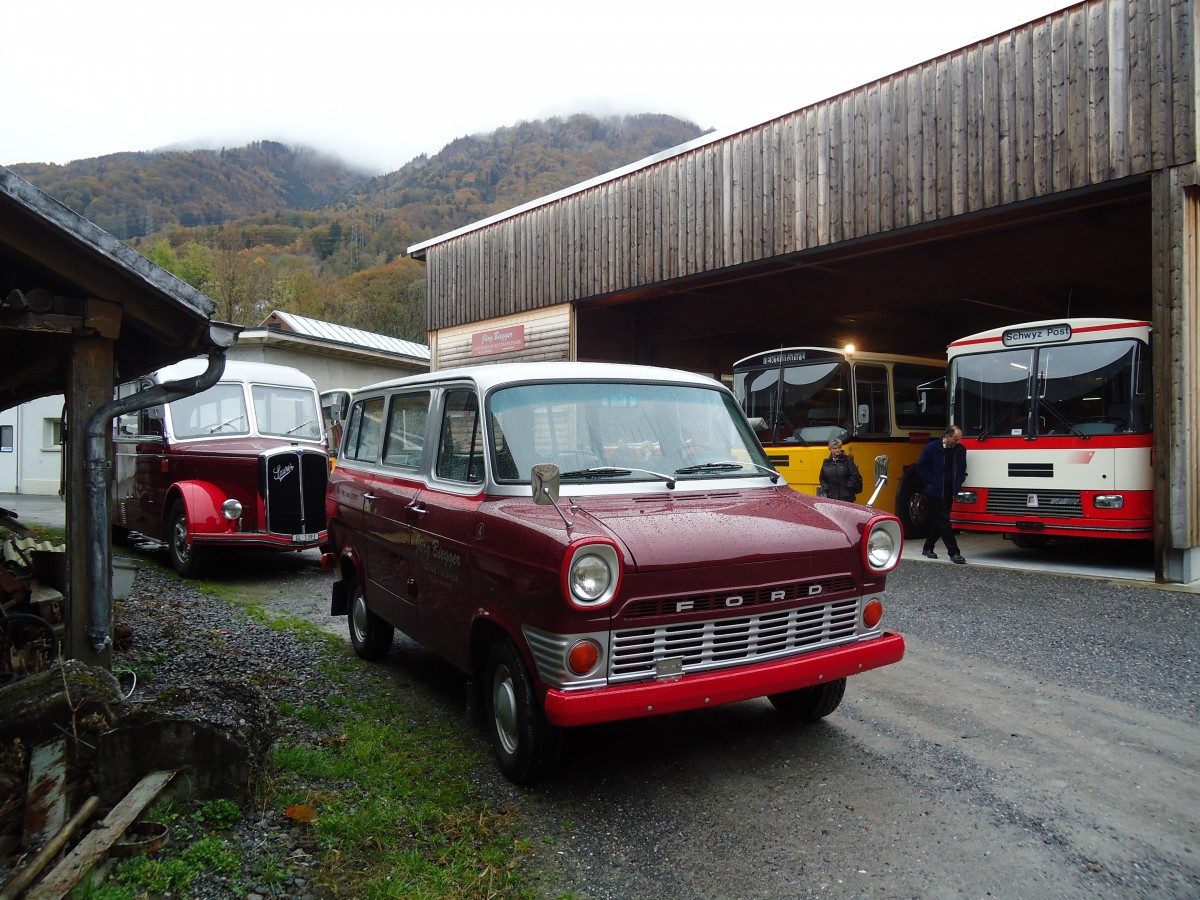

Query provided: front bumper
[542,631,905,727]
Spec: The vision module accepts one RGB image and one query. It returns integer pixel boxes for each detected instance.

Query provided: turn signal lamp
[568,640,600,675]
[863,599,883,628]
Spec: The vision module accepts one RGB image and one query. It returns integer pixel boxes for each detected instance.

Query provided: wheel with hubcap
[484,639,562,784]
[348,579,394,660]
[768,677,847,722]
[166,501,208,578]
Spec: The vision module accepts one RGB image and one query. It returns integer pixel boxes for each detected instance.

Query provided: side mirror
[866,455,889,508]
[531,463,561,506]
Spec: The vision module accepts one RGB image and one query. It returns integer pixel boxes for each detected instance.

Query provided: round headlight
[867,528,895,567]
[221,498,244,521]
[570,553,611,601]
[862,516,903,573]
[562,542,621,609]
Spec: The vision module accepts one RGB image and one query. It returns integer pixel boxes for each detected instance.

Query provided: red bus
[946,318,1152,545]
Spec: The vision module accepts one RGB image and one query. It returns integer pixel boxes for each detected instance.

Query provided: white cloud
[3,0,1069,173]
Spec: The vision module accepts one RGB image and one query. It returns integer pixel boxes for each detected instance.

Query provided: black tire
[1011,534,1049,550]
[768,677,847,722]
[166,501,209,578]
[112,524,133,547]
[348,579,394,661]
[895,478,932,539]
[483,639,562,784]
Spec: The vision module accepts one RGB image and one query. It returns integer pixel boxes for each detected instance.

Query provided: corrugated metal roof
[264,310,430,361]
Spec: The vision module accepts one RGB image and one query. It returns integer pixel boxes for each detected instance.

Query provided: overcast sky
[5,0,1069,175]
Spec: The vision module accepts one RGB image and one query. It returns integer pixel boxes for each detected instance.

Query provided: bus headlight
[955,491,977,504]
[221,499,244,520]
[1094,495,1124,509]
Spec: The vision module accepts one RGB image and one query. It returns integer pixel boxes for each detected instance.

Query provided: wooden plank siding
[419,0,1196,333]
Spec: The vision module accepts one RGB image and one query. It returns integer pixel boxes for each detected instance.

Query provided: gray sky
[5,0,1069,175]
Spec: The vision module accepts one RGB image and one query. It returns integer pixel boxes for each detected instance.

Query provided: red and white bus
[946,318,1153,546]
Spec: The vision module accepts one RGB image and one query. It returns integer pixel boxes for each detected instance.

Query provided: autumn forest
[8,114,706,342]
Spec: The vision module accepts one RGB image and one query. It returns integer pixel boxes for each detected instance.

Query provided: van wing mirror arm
[531,464,573,532]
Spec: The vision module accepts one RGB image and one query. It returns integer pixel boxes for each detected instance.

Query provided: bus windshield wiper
[974,398,1027,442]
[209,413,245,433]
[1037,401,1089,440]
[559,466,677,488]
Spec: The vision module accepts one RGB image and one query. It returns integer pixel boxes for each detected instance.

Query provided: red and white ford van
[324,362,905,782]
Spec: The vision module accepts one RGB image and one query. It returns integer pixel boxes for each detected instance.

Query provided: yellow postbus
[732,347,946,536]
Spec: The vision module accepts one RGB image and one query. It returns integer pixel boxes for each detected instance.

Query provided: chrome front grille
[609,597,863,684]
[621,575,857,620]
[986,488,1082,517]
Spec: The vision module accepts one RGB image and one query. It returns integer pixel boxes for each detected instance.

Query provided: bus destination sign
[1001,322,1072,348]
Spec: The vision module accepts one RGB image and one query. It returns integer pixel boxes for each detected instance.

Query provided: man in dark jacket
[817,438,863,501]
[915,425,968,563]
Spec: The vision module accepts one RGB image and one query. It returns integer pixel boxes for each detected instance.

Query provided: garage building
[410,0,1197,581]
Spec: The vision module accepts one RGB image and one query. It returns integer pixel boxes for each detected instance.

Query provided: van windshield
[488,381,771,483]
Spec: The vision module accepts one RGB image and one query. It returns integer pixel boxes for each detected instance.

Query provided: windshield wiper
[285,418,317,436]
[675,460,778,483]
[1037,401,1089,440]
[974,397,1027,442]
[559,466,676,489]
[209,414,245,434]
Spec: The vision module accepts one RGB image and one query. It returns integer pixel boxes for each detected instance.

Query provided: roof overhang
[0,166,235,410]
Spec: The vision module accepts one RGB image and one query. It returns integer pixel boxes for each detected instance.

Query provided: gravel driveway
[110,546,1200,899]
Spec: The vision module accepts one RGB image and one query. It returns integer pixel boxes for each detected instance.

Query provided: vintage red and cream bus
[113,359,330,576]
[946,318,1153,546]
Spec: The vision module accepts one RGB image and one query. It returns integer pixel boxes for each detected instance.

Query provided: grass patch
[100,566,543,899]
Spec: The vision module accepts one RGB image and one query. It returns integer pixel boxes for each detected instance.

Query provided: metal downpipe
[82,350,227,652]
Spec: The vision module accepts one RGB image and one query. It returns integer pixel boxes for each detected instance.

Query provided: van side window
[344,397,385,463]
[436,390,483,484]
[384,391,429,469]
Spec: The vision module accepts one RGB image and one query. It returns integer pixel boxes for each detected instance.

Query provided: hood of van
[569,487,862,570]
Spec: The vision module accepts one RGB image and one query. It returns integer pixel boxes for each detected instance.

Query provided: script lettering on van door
[416,539,464,583]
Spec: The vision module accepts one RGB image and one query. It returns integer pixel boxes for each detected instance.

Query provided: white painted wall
[0,395,65,495]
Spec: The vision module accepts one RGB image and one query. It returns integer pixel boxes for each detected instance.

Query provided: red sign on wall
[471,325,526,357]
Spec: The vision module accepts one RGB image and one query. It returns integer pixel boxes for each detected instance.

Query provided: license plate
[293,532,319,542]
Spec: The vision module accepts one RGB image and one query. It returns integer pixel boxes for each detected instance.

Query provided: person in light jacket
[915,425,968,564]
[817,438,863,501]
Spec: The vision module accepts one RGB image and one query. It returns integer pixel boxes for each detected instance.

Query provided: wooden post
[64,334,114,668]
[1151,166,1200,583]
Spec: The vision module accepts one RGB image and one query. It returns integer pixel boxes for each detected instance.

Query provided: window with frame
[343,397,385,463]
[43,418,63,450]
[383,392,430,468]
[436,390,483,484]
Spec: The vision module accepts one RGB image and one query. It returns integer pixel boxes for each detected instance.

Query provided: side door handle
[406,500,427,516]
